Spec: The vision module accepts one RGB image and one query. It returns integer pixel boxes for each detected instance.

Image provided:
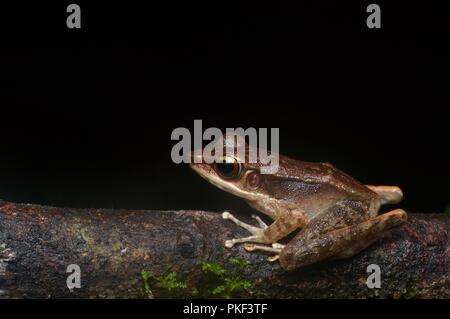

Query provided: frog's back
[272,154,376,201]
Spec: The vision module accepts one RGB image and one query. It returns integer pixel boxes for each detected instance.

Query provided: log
[0,199,448,298]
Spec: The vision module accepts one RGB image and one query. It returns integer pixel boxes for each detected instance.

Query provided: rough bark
[0,199,448,299]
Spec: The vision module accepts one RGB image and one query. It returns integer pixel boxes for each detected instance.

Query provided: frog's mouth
[190,163,258,201]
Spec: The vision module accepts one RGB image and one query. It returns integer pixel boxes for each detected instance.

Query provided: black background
[1,1,449,214]
[1,298,444,317]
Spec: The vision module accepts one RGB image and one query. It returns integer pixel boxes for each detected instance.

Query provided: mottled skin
[190,137,407,270]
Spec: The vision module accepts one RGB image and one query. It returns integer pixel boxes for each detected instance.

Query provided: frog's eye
[214,156,243,180]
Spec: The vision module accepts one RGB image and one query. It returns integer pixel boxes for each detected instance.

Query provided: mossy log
[0,199,448,298]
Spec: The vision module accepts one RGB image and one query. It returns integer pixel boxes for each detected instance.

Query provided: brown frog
[190,136,407,270]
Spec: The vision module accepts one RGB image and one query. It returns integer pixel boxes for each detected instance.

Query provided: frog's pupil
[217,163,235,176]
[215,160,242,179]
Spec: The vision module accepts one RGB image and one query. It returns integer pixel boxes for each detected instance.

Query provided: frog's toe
[222,211,264,235]
[242,243,282,263]
[251,214,268,229]
[244,243,256,251]
[272,243,285,249]
[224,240,235,248]
[222,211,232,219]
[223,235,267,249]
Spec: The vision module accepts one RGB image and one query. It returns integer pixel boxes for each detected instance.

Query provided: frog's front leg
[222,212,268,248]
[222,210,304,248]
[222,212,265,235]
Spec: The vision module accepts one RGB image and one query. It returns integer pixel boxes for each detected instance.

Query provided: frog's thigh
[302,199,376,241]
[279,209,407,271]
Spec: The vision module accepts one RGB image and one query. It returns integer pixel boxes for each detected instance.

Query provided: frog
[190,135,407,270]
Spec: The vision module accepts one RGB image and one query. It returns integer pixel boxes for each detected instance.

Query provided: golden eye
[214,156,243,179]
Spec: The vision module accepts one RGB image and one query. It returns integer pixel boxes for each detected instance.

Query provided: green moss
[191,288,199,297]
[201,261,225,276]
[140,257,252,299]
[229,257,251,268]
[140,270,187,298]
[399,285,424,299]
[140,271,154,299]
[365,289,381,299]
[211,278,252,298]
[397,274,426,299]
[79,229,95,247]
[194,258,252,299]
[157,272,187,290]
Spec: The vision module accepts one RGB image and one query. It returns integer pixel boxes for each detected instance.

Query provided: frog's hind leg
[244,243,283,254]
[244,243,285,262]
[334,209,407,259]
[366,185,403,205]
[279,209,407,271]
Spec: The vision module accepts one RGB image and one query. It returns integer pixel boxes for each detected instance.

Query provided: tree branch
[0,200,448,298]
